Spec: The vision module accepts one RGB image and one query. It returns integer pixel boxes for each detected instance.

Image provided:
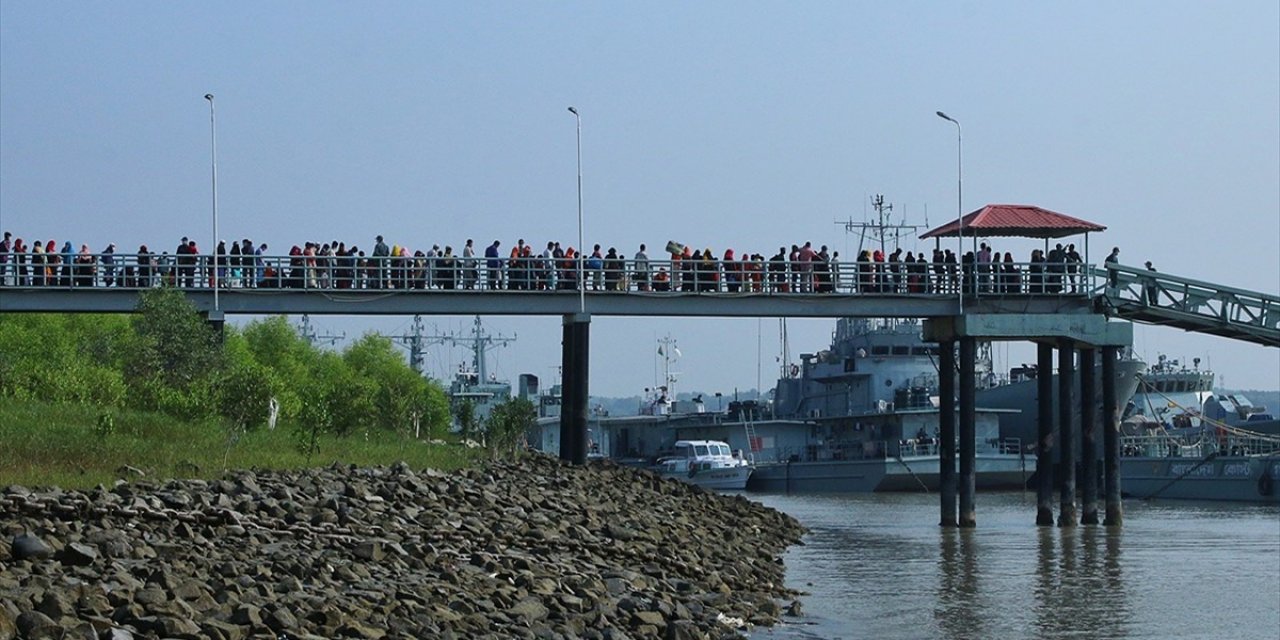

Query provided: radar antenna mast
[835,194,926,258]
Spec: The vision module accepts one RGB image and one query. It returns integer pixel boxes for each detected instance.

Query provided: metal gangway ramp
[1096,264,1280,347]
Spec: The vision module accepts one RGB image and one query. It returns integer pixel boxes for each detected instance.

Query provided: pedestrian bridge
[2,252,1275,529]
[0,255,1275,346]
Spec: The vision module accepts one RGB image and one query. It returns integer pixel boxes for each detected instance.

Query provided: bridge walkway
[1095,264,1279,348]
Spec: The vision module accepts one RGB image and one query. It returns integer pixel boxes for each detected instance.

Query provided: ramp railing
[1095,264,1279,347]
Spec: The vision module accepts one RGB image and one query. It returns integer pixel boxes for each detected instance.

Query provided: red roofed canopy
[919,204,1106,240]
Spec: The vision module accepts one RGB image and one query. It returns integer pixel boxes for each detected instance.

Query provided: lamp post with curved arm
[568,106,584,313]
[936,110,963,314]
[205,93,219,315]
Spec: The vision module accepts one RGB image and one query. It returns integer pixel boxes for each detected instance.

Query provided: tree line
[0,288,454,445]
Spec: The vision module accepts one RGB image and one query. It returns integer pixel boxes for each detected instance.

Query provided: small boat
[654,440,754,490]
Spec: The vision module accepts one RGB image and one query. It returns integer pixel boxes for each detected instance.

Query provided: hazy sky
[2,2,1277,397]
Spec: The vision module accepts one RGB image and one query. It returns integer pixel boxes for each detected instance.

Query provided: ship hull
[1120,455,1280,504]
[747,453,1034,493]
[979,358,1146,446]
[658,465,753,491]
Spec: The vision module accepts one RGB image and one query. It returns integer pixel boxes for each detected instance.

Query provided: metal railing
[1095,263,1279,347]
[0,252,1101,298]
[1121,431,1280,459]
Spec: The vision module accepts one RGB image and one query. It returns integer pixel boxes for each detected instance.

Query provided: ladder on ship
[1094,264,1279,348]
[743,419,760,464]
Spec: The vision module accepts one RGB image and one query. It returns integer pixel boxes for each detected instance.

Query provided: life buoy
[1258,471,1274,497]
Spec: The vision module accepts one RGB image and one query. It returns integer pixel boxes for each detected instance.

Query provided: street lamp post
[936,111,962,313]
[568,106,584,313]
[561,106,590,466]
[205,93,219,314]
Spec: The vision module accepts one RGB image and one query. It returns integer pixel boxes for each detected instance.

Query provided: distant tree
[0,314,128,406]
[484,397,536,458]
[216,336,276,431]
[124,287,221,408]
[344,333,450,436]
[454,399,478,442]
[296,378,335,464]
[241,316,320,421]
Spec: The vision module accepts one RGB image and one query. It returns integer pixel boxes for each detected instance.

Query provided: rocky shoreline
[1,454,806,639]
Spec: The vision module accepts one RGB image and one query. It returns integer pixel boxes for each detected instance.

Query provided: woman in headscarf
[31,240,46,286]
[42,240,60,287]
[722,249,739,293]
[1002,252,1020,294]
[700,248,717,292]
[61,241,74,287]
[137,245,152,288]
[75,244,94,288]
[603,247,622,291]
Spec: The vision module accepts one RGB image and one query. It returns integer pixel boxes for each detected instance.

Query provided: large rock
[10,534,52,561]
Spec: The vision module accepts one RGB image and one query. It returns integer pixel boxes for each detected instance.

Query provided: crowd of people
[0,231,1094,296]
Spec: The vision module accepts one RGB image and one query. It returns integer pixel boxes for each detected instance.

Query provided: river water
[748,492,1280,640]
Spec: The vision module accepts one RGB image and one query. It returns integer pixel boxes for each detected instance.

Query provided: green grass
[0,400,479,489]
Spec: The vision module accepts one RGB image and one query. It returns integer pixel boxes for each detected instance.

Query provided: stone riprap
[0,454,805,639]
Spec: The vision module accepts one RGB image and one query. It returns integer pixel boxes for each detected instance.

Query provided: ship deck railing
[761,437,1027,463]
[1121,432,1280,458]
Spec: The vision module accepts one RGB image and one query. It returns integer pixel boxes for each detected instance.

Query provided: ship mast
[439,316,516,383]
[297,314,345,348]
[656,334,681,398]
[835,194,927,330]
[836,194,925,259]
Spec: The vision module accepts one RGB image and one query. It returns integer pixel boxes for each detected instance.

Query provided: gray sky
[2,1,1277,396]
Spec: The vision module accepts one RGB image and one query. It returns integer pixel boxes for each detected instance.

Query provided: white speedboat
[655,440,753,490]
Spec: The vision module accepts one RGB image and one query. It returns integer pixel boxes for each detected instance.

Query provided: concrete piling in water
[1036,342,1056,526]
[1102,346,1123,526]
[1080,348,1100,524]
[1058,340,1077,527]
[959,337,977,528]
[939,340,957,527]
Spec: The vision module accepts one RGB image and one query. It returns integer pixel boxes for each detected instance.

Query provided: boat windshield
[694,444,710,457]
[715,444,730,456]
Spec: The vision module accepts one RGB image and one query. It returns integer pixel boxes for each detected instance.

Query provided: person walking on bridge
[1066,243,1082,293]
[0,231,10,287]
[1143,260,1158,305]
[371,235,390,289]
[633,244,650,291]
[1104,246,1120,289]
[485,240,502,290]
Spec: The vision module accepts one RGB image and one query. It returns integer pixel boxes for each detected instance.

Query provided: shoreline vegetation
[0,400,476,490]
[0,286,530,488]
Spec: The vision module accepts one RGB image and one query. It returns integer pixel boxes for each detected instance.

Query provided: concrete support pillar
[1058,340,1077,527]
[204,310,226,343]
[1102,346,1123,526]
[939,340,957,527]
[1080,348,1099,524]
[1036,342,1055,526]
[958,337,977,528]
[559,314,590,465]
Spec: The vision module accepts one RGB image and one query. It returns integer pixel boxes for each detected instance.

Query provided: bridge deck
[0,286,1092,318]
[2,257,1276,348]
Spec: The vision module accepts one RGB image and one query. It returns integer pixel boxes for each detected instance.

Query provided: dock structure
[923,314,1132,528]
[4,205,1277,528]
